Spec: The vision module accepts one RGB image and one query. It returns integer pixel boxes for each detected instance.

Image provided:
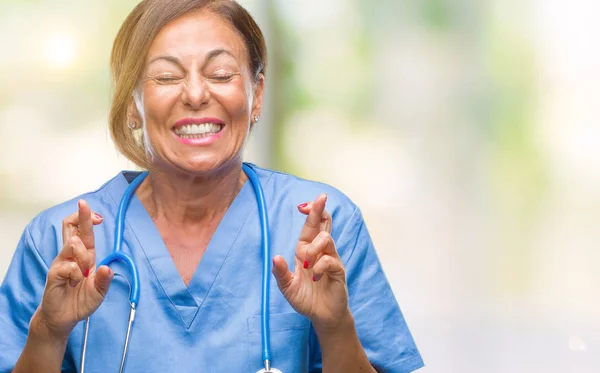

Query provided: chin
[171,157,240,177]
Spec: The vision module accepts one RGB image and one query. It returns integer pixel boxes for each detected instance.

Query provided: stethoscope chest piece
[256,360,282,373]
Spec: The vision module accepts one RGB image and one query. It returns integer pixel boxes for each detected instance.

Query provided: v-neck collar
[105,164,271,329]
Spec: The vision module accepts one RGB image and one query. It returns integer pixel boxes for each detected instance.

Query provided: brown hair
[109,0,267,169]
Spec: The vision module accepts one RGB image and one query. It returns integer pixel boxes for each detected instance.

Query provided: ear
[127,94,143,127]
[251,74,265,120]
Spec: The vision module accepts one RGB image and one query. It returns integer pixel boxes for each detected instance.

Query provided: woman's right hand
[34,199,114,339]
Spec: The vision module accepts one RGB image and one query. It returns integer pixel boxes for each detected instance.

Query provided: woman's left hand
[272,194,351,330]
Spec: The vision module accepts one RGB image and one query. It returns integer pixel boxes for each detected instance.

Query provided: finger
[311,254,345,282]
[297,201,312,212]
[77,199,97,251]
[92,212,103,223]
[272,255,294,292]
[49,261,84,288]
[57,236,94,277]
[297,201,332,233]
[92,265,114,298]
[303,231,338,268]
[61,211,80,244]
[72,236,94,277]
[298,194,329,244]
[62,207,103,244]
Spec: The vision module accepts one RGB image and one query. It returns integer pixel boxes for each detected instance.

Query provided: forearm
[315,313,377,373]
[13,311,68,373]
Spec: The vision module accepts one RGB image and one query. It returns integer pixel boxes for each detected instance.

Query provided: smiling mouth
[173,123,224,139]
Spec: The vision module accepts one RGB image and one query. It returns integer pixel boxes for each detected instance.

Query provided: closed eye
[210,74,234,82]
[154,75,181,83]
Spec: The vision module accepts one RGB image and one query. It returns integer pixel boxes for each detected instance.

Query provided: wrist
[312,308,356,341]
[313,310,375,372]
[29,309,71,345]
[13,310,69,373]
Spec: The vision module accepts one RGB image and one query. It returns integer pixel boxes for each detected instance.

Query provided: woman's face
[131,10,263,176]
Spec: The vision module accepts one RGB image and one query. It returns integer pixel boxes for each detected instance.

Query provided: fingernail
[93,212,103,219]
[303,260,309,269]
[272,258,276,267]
[312,275,317,282]
[83,268,90,278]
[298,203,308,208]
[78,200,82,209]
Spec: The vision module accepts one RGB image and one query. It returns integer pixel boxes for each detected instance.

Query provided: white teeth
[175,123,223,138]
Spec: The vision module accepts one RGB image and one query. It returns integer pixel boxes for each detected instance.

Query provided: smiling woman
[110,0,266,171]
[130,10,263,175]
[1,1,423,373]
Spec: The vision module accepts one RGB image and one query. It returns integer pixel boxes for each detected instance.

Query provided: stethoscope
[80,163,282,373]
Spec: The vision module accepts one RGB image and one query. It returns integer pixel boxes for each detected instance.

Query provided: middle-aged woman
[0,1,424,372]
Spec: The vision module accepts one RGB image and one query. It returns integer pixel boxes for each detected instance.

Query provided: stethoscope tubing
[109,170,148,305]
[80,163,275,372]
[242,163,272,365]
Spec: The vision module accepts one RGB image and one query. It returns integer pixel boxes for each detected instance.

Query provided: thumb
[93,265,114,297]
[272,255,293,292]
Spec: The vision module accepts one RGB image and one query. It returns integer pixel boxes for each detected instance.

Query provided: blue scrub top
[0,163,423,373]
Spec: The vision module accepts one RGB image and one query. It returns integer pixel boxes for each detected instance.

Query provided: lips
[174,123,223,138]
[172,117,224,139]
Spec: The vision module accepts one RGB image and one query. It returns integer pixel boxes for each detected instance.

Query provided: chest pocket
[247,312,311,373]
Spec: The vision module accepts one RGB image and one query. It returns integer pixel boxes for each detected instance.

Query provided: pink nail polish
[94,212,103,219]
[303,260,309,269]
[298,203,308,208]
[312,275,317,282]
[83,268,90,278]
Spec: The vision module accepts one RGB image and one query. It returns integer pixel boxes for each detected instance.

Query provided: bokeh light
[44,33,77,69]
[1,0,599,372]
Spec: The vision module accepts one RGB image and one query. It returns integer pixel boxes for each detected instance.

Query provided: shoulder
[22,172,126,263]
[251,163,357,207]
[29,172,124,231]
[248,163,365,234]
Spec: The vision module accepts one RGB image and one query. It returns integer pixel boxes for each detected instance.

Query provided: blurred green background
[1,0,600,371]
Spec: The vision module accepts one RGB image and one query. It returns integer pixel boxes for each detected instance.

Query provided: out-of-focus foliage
[1,0,599,372]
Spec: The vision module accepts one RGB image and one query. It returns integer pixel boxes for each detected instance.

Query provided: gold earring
[129,121,138,129]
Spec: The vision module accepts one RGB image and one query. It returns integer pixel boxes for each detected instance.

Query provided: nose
[181,73,210,110]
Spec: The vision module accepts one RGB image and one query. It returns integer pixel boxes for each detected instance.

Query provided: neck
[137,162,247,226]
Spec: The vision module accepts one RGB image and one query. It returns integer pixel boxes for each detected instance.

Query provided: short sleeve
[308,207,424,373]
[0,225,49,372]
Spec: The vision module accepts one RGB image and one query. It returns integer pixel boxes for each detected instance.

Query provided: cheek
[143,85,180,119]
[211,82,251,118]
[155,86,179,100]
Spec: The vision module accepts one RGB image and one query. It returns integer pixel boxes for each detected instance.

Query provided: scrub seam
[24,225,51,271]
[385,351,425,373]
[123,210,191,327]
[105,174,191,326]
[193,170,276,312]
[335,206,361,267]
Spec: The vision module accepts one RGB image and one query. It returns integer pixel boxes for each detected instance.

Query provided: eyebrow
[148,55,181,66]
[206,48,236,61]
[148,49,236,66]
